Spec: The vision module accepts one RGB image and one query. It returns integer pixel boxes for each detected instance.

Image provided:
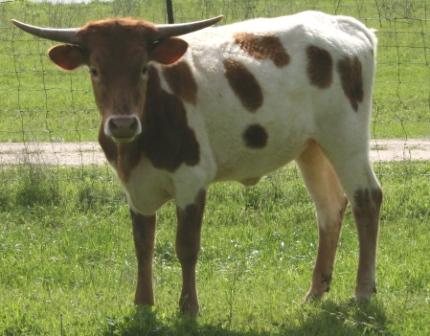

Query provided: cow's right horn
[154,15,223,40]
[11,19,81,45]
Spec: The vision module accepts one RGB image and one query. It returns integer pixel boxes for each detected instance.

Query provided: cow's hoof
[303,289,325,304]
[179,297,199,317]
[355,284,377,302]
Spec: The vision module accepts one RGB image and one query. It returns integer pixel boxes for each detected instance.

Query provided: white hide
[125,11,378,213]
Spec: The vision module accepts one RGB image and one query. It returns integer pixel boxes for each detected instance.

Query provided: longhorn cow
[12,11,382,315]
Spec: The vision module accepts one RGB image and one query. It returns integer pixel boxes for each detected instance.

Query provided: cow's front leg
[130,210,156,306]
[175,189,206,316]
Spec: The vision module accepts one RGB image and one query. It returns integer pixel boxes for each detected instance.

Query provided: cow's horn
[154,15,223,39]
[11,19,81,45]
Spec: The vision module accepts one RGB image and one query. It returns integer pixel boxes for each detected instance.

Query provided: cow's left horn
[11,19,81,45]
[154,15,223,39]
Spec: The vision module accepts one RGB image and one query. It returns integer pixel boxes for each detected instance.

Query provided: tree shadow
[101,299,391,336]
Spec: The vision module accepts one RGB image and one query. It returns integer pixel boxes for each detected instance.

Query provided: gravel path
[0,139,429,166]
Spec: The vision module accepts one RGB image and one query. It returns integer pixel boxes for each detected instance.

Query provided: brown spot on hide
[337,56,364,111]
[243,124,268,148]
[224,58,263,112]
[234,32,290,67]
[306,45,333,88]
[142,66,200,171]
[163,61,197,104]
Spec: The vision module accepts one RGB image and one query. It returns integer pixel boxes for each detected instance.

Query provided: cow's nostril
[109,118,119,130]
[130,118,138,131]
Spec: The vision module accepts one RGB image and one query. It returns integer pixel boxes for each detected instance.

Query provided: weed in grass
[15,165,61,207]
[0,188,11,211]
[76,179,123,212]
[2,316,44,336]
[155,240,176,266]
[102,307,165,336]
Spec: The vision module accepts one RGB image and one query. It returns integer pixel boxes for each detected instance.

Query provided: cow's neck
[98,127,142,182]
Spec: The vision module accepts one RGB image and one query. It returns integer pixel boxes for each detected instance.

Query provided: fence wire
[0,0,429,191]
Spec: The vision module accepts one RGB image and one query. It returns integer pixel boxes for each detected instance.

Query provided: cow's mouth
[111,135,137,144]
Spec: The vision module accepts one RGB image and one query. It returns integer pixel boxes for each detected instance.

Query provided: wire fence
[0,0,429,191]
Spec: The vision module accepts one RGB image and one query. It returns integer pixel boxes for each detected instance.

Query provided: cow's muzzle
[105,115,142,143]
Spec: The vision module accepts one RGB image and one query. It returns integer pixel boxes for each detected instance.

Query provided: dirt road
[0,139,429,166]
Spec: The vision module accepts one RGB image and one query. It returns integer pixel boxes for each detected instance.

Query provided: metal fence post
[166,0,174,24]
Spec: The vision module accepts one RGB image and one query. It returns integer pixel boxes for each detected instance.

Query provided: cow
[12,10,382,316]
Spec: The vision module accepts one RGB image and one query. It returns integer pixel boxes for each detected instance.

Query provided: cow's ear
[149,37,188,65]
[48,44,87,71]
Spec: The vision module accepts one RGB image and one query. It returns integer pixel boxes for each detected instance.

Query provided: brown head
[12,16,223,144]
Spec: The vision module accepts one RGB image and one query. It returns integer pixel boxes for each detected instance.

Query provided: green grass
[0,162,429,335]
[0,0,430,141]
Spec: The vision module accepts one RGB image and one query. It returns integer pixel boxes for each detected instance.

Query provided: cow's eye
[141,65,148,75]
[90,67,99,77]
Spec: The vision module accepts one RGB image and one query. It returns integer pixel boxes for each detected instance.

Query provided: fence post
[166,0,174,24]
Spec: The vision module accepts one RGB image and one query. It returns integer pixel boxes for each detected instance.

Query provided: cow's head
[12,16,222,144]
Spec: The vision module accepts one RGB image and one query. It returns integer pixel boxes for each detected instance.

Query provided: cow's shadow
[101,299,389,336]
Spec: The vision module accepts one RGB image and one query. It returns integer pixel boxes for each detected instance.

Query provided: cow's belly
[201,94,313,183]
[213,132,308,183]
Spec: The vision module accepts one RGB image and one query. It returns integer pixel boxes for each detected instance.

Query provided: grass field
[0,162,429,335]
[0,0,430,142]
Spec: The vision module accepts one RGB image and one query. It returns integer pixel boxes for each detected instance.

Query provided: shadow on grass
[101,299,391,336]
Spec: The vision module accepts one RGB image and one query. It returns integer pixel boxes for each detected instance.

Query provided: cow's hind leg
[297,140,348,301]
[319,138,383,301]
[130,210,156,306]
